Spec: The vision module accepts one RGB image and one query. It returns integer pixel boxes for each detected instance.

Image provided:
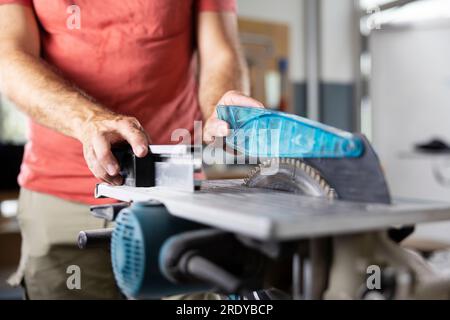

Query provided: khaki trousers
[8,188,122,299]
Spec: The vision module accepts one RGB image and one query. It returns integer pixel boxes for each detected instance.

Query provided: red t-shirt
[0,0,236,204]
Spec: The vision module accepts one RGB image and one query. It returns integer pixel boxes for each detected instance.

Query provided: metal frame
[305,0,321,122]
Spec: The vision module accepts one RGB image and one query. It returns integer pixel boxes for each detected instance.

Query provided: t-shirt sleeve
[0,0,32,6]
[197,0,236,12]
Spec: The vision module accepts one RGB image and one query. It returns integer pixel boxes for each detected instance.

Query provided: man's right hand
[78,114,150,185]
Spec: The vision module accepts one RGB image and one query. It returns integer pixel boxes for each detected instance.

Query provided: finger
[218,90,265,108]
[92,134,120,176]
[204,118,229,144]
[85,146,122,185]
[118,122,149,158]
[130,119,153,144]
[92,162,123,185]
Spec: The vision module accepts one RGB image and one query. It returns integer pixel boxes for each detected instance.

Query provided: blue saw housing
[111,202,207,299]
[217,105,364,158]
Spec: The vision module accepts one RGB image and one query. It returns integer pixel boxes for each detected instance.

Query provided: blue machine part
[111,202,206,299]
[216,105,364,158]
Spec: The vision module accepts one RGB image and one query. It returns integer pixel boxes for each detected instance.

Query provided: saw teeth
[329,189,337,199]
[306,166,311,175]
[245,158,337,200]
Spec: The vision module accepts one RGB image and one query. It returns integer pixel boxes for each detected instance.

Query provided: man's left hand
[203,90,264,143]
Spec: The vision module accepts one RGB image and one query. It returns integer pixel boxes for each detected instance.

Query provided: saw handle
[78,228,113,249]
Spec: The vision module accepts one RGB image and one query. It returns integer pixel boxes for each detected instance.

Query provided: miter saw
[79,106,450,300]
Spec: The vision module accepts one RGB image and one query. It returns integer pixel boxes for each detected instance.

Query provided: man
[0,0,263,299]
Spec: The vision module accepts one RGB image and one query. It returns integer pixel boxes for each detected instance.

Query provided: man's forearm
[196,12,263,144]
[198,50,250,120]
[0,48,149,184]
[0,49,113,140]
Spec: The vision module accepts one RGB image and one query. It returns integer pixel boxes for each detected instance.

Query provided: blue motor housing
[111,201,208,299]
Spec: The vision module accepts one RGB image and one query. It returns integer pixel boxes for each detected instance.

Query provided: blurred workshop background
[1,0,450,299]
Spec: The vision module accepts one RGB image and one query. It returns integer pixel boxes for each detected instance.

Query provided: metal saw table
[96,179,450,241]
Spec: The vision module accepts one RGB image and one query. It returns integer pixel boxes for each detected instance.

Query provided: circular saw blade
[244,158,337,199]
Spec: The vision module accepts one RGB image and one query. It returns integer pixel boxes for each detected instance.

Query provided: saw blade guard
[217,105,364,158]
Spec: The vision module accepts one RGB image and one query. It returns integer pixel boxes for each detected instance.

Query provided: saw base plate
[96,180,450,241]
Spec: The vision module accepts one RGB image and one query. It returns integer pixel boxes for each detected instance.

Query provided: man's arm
[197,12,263,143]
[0,4,148,185]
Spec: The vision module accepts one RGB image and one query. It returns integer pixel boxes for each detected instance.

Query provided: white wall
[371,23,450,200]
[320,0,357,83]
[237,0,306,82]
